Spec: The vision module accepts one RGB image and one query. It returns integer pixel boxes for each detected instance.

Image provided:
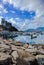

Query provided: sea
[14,34,44,44]
[0,31,44,44]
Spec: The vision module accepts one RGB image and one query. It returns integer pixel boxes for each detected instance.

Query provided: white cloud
[8,15,44,31]
[6,15,44,31]
[2,0,44,18]
[11,11,15,13]
[0,4,3,9]
[2,0,44,11]
[3,9,8,13]
[9,18,16,24]
[0,4,4,11]
[3,0,21,7]
[0,3,8,14]
[2,0,44,30]
[21,15,44,30]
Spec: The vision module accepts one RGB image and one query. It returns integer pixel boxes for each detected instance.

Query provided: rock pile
[0,38,44,65]
[0,52,12,65]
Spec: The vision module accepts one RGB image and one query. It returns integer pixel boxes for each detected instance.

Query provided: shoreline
[0,37,44,65]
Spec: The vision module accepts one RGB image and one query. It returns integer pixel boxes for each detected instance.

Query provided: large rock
[0,52,12,65]
[16,58,30,65]
[16,57,38,65]
[0,43,10,49]
[36,55,44,65]
[28,45,34,49]
[23,44,28,48]
[20,47,25,50]
[12,42,23,46]
[0,43,11,54]
[17,49,29,58]
[11,45,17,51]
[37,49,44,55]
[16,49,38,65]
[11,51,19,61]
[25,48,37,55]
[24,56,35,61]
[17,49,35,58]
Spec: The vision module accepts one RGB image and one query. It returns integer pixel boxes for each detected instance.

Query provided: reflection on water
[14,34,44,44]
[0,31,44,44]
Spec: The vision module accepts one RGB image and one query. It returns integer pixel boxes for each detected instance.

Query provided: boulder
[17,49,34,58]
[16,58,30,65]
[37,49,44,55]
[16,57,38,65]
[24,56,35,62]
[0,52,12,65]
[28,45,34,49]
[12,42,23,46]
[20,47,25,50]
[0,43,11,54]
[11,45,17,51]
[25,48,37,55]
[36,55,44,65]
[0,43,10,49]
[11,51,19,61]
[23,44,28,48]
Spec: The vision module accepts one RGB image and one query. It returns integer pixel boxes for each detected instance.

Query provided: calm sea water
[0,31,44,44]
[14,34,44,44]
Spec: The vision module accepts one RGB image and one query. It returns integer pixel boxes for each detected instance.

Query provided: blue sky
[0,0,44,31]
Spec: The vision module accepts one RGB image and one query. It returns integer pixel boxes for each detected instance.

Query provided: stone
[8,39,13,42]
[0,52,12,65]
[25,48,37,55]
[20,47,25,50]
[0,43,10,49]
[0,43,11,54]
[36,55,44,65]
[11,51,19,61]
[14,42,23,46]
[16,57,38,65]
[17,49,33,58]
[24,56,35,62]
[11,45,17,51]
[28,45,34,49]
[17,49,26,58]
[3,40,11,45]
[38,45,42,50]
[16,58,30,65]
[23,44,28,48]
[37,49,44,55]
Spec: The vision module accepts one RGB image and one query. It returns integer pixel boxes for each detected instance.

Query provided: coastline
[0,37,44,65]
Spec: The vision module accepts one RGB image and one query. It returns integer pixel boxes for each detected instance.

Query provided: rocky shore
[0,37,44,65]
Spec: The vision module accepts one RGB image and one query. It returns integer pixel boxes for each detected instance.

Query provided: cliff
[0,18,18,31]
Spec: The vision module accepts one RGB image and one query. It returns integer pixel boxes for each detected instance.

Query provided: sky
[0,0,44,31]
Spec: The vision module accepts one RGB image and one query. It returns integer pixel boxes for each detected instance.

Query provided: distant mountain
[25,27,44,32]
[36,27,44,31]
[26,29,35,32]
